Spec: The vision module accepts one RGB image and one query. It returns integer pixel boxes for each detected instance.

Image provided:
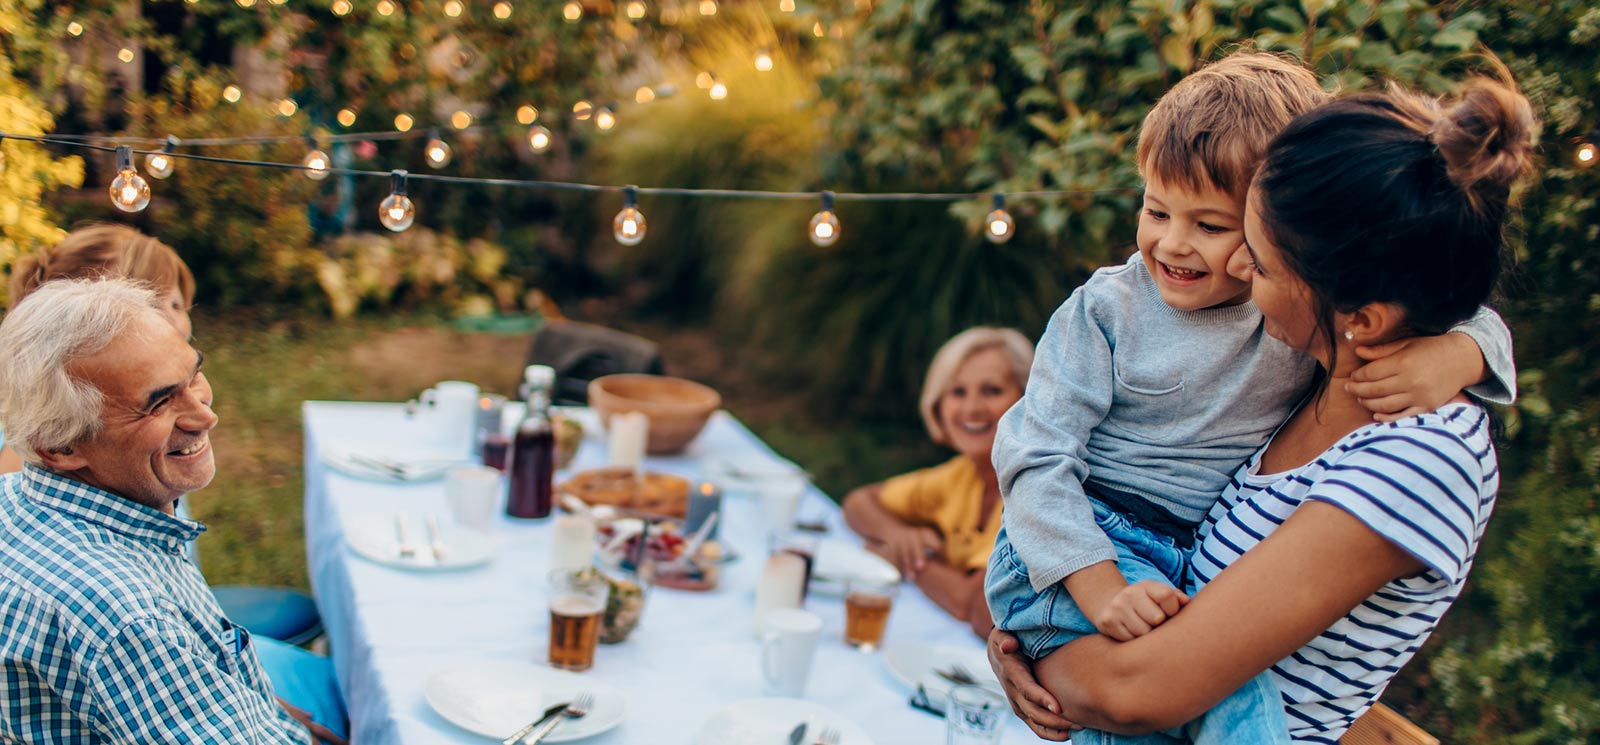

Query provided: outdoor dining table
[302,400,1034,744]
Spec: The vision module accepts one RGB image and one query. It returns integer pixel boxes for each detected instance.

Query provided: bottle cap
[523,364,556,389]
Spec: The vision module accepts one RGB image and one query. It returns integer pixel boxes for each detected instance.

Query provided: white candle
[608,411,649,473]
[752,552,806,634]
[550,513,597,572]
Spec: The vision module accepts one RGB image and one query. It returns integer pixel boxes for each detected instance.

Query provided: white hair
[0,278,167,464]
[919,326,1034,445]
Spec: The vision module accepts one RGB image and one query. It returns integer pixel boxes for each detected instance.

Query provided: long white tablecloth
[303,401,1033,744]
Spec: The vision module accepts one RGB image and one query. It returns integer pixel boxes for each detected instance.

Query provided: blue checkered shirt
[0,466,309,744]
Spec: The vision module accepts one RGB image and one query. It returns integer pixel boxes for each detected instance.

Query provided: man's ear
[1343,302,1406,345]
[36,445,88,473]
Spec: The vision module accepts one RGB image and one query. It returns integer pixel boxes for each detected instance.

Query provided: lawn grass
[189,307,943,589]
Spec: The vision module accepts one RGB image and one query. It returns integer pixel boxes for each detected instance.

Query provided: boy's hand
[873,524,943,579]
[1093,581,1189,642]
[1349,332,1485,422]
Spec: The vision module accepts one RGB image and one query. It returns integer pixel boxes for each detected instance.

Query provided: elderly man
[0,278,335,744]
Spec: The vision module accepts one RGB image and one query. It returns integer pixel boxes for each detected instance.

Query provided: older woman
[843,326,1033,636]
[989,74,1535,742]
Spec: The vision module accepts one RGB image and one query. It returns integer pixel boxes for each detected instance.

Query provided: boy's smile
[1136,176,1253,311]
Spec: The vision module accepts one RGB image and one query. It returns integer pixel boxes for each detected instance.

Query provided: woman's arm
[1028,502,1425,733]
[841,483,943,579]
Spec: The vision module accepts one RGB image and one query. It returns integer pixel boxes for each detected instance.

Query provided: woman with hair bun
[988,73,1537,743]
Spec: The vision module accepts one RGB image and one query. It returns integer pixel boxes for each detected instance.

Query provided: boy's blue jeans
[985,499,1289,745]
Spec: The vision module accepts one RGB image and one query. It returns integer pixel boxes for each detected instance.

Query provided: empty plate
[345,515,494,571]
[424,660,626,742]
[695,698,873,745]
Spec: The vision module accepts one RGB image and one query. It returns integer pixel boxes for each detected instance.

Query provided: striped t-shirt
[1188,403,1497,743]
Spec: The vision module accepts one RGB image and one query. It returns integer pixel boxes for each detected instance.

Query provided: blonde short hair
[9,223,196,311]
[919,327,1033,445]
[1137,50,1329,199]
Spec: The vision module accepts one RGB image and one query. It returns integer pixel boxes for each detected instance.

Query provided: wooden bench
[1341,703,1439,745]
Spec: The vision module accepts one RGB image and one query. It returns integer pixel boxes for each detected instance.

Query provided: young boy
[984,52,1515,744]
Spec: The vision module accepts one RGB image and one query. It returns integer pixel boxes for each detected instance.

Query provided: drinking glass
[547,569,609,671]
[946,684,1006,745]
[445,465,501,533]
[843,577,898,651]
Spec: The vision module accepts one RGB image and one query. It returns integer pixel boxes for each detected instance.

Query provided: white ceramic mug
[755,475,807,544]
[760,608,822,698]
[419,380,480,455]
[445,465,501,533]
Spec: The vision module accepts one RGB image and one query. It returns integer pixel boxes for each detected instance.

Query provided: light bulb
[755,49,773,71]
[332,0,352,15]
[635,86,656,104]
[528,125,553,153]
[573,100,593,120]
[223,85,242,103]
[376,0,396,15]
[984,194,1015,244]
[380,170,416,231]
[517,104,539,124]
[613,187,647,246]
[145,137,178,179]
[277,98,298,117]
[424,131,452,168]
[699,0,716,15]
[269,0,286,5]
[594,107,616,131]
[695,71,714,89]
[709,81,728,100]
[303,146,331,181]
[118,48,135,64]
[812,21,825,37]
[451,110,473,129]
[67,21,84,36]
[779,0,795,11]
[626,1,646,20]
[562,1,581,21]
[493,1,512,18]
[109,147,151,213]
[394,113,414,132]
[1578,139,1598,169]
[236,0,256,7]
[337,108,357,127]
[444,0,463,16]
[809,192,840,247]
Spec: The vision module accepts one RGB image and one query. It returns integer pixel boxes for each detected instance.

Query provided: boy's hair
[1137,51,1328,198]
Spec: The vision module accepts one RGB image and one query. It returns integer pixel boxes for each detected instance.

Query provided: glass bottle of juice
[506,365,557,519]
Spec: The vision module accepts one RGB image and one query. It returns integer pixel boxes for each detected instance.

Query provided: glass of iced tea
[547,569,610,671]
[843,577,898,651]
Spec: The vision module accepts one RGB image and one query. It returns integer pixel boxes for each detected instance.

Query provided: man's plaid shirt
[0,466,307,743]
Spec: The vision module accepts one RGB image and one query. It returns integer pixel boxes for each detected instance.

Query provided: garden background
[2,0,1596,741]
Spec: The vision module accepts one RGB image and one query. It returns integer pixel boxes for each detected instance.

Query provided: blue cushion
[213,586,323,646]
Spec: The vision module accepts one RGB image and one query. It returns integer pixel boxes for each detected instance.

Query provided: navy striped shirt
[1188,403,1497,743]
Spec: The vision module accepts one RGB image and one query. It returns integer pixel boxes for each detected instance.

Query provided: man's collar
[18,464,205,552]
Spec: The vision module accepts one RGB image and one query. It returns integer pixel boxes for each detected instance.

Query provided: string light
[595,106,616,131]
[755,49,774,71]
[699,0,717,15]
[303,137,331,180]
[269,0,287,5]
[332,0,352,15]
[277,98,298,117]
[424,129,452,168]
[528,125,553,153]
[626,1,646,21]
[379,170,416,231]
[809,191,840,247]
[109,146,151,213]
[812,21,825,37]
[613,185,647,245]
[376,0,396,16]
[573,100,594,120]
[337,108,358,127]
[451,110,473,130]
[66,21,84,36]
[444,0,464,17]
[394,113,415,132]
[695,71,714,89]
[493,1,512,19]
[223,85,242,103]
[1577,132,1598,169]
[145,136,178,179]
[516,105,539,124]
[236,0,256,7]
[562,1,581,21]
[984,193,1015,244]
[709,76,728,100]
[635,86,656,104]
[118,48,135,64]
[779,0,795,11]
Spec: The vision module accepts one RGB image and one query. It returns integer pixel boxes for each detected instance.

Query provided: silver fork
[814,726,841,745]
[949,663,978,684]
[524,692,593,744]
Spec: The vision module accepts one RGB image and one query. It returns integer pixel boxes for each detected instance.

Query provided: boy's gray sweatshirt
[995,253,1516,592]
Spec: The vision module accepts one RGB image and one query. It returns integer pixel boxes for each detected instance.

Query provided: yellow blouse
[876,455,1003,573]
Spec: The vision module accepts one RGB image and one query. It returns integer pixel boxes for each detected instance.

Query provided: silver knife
[787,721,807,745]
[500,703,567,745]
[426,514,447,562]
[522,702,572,745]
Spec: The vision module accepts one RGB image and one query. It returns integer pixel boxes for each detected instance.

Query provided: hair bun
[1431,78,1539,208]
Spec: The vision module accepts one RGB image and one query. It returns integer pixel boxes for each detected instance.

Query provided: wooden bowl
[588,374,722,455]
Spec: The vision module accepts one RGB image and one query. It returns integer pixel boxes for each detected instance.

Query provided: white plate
[699,455,808,497]
[320,443,468,483]
[883,642,1002,700]
[695,698,874,745]
[809,539,901,597]
[345,515,494,571]
[425,660,626,742]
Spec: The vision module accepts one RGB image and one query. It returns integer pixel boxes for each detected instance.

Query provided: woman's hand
[1095,581,1189,642]
[987,629,1077,740]
[876,524,943,580]
[1349,332,1484,422]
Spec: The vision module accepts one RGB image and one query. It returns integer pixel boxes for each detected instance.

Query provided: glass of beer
[843,577,898,651]
[547,569,610,671]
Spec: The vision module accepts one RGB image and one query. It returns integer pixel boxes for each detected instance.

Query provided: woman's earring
[1344,330,1355,341]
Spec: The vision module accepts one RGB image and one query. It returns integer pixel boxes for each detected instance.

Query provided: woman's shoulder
[890,455,979,487]
[1334,402,1494,468]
